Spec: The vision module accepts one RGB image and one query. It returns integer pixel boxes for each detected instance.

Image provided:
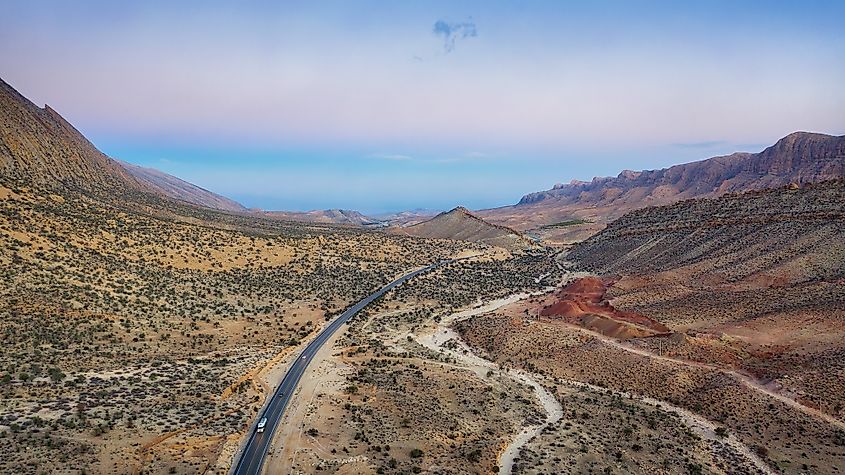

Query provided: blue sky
[2,1,844,213]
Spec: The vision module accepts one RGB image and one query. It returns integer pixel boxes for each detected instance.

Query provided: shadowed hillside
[568,179,845,281]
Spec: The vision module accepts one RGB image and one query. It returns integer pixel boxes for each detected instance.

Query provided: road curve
[232,259,456,475]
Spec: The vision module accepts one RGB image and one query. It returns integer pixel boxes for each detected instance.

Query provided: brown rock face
[539,276,670,338]
[0,78,140,190]
[481,132,845,231]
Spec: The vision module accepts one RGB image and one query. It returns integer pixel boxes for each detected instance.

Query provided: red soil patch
[541,277,670,338]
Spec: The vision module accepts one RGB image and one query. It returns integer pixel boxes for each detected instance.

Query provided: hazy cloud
[433,19,477,53]
[671,140,772,153]
[370,153,413,161]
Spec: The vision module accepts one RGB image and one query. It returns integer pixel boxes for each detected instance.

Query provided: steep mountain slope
[480,132,845,233]
[0,78,140,190]
[397,206,535,251]
[1,76,252,217]
[118,160,246,212]
[1,77,375,221]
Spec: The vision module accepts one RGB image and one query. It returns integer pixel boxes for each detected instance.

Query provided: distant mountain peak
[448,206,472,215]
[400,204,535,251]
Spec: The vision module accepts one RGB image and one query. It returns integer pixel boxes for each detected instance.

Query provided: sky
[1,1,844,214]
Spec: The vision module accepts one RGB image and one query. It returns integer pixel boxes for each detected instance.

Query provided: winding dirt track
[421,290,775,475]
[553,320,845,432]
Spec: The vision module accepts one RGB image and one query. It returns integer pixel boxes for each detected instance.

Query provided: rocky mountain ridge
[481,132,845,233]
[118,160,247,213]
[1,77,389,225]
[0,78,140,191]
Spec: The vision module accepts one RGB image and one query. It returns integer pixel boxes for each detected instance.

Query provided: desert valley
[1,3,844,475]
[2,73,844,475]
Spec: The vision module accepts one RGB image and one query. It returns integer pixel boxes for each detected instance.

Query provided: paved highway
[232,259,454,475]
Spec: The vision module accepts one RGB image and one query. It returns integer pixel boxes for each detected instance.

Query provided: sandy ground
[552,319,845,432]
[262,328,353,475]
[412,289,565,475]
[495,369,563,475]
[433,289,776,475]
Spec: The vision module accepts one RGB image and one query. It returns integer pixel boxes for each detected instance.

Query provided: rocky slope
[480,132,845,233]
[1,76,251,216]
[396,206,535,251]
[0,78,140,191]
[566,180,845,429]
[118,160,246,212]
[1,77,384,222]
[568,180,845,282]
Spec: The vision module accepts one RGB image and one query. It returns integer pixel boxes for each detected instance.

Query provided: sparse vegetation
[540,218,592,229]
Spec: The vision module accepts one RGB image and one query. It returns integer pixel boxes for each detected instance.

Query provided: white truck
[256,417,268,433]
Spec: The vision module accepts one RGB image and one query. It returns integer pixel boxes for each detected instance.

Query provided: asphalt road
[232,259,454,475]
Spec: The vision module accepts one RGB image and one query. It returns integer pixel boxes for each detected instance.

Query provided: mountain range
[3,75,844,243]
[480,131,845,238]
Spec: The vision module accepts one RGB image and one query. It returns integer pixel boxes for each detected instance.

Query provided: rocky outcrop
[520,132,844,208]
[539,276,670,338]
[396,206,535,251]
[0,77,141,191]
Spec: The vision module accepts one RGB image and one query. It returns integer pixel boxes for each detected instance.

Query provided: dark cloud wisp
[433,19,477,53]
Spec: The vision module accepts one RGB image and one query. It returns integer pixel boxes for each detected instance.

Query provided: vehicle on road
[233,260,453,475]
